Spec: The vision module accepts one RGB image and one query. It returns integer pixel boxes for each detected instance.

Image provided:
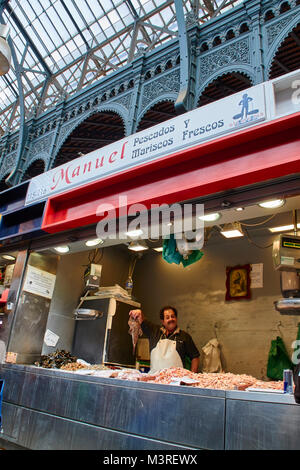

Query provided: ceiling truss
[0,0,243,134]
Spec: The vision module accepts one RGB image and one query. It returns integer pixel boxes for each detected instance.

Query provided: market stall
[0,70,300,450]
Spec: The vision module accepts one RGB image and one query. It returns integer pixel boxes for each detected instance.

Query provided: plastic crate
[0,379,4,430]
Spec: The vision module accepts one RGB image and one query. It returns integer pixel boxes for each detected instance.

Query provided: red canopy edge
[42,112,300,234]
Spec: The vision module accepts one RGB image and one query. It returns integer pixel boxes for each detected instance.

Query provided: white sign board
[23,265,56,299]
[251,263,264,288]
[44,329,59,347]
[25,84,266,205]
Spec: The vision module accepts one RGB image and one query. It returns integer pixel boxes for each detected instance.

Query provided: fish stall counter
[0,363,300,450]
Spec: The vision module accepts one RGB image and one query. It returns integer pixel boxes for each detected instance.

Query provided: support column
[46,100,67,170]
[245,0,265,84]
[174,0,190,114]
[127,54,145,135]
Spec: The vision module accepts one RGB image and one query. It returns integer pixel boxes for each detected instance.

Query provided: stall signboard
[251,263,264,288]
[25,84,266,206]
[44,329,59,347]
[23,265,56,299]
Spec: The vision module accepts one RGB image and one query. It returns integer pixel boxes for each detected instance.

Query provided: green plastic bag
[182,249,204,267]
[162,234,182,265]
[267,336,293,380]
[162,234,204,268]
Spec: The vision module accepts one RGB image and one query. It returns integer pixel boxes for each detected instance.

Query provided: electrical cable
[239,213,277,227]
[87,248,104,264]
[127,254,137,279]
[243,226,273,249]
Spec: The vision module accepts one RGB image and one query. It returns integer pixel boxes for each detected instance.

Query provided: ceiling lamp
[198,213,221,222]
[54,246,70,253]
[2,254,15,260]
[0,24,11,76]
[128,241,148,252]
[220,222,244,238]
[153,247,163,252]
[125,229,144,238]
[258,199,285,209]
[269,224,300,233]
[85,238,104,247]
[235,207,244,211]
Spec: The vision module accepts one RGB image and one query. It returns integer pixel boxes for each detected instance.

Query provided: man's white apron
[150,338,183,372]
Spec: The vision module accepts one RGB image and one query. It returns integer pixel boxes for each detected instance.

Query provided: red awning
[42,112,300,234]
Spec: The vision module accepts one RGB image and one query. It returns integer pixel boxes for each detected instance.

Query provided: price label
[6,352,17,363]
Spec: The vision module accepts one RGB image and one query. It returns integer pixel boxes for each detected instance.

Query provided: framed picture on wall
[225,264,251,301]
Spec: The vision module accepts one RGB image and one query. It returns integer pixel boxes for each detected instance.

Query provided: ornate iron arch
[135,95,177,133]
[21,155,47,181]
[52,104,128,167]
[0,171,12,188]
[196,68,254,107]
[266,17,300,78]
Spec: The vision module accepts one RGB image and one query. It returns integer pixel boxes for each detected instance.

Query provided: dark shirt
[141,319,200,367]
[294,362,300,404]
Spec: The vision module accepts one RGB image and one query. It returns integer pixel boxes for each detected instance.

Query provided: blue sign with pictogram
[233,93,260,125]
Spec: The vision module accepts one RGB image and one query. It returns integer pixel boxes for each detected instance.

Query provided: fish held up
[128,317,143,354]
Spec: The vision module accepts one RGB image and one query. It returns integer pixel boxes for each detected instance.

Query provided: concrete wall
[42,245,131,354]
[133,234,300,379]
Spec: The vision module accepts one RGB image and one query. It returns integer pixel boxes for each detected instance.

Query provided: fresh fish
[128,317,142,354]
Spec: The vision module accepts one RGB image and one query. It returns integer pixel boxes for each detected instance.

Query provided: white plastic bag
[202,338,223,373]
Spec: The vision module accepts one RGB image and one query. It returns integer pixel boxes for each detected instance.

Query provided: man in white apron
[129,306,200,373]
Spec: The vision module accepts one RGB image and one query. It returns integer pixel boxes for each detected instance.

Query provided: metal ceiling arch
[0,171,10,190]
[136,99,177,132]
[0,0,244,135]
[269,21,300,79]
[21,157,45,182]
[52,109,126,168]
[197,71,253,107]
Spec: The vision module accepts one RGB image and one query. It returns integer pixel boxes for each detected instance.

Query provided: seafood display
[34,350,77,369]
[137,367,284,391]
[60,362,86,371]
[128,317,143,353]
[88,364,110,370]
[40,359,284,391]
[32,351,284,392]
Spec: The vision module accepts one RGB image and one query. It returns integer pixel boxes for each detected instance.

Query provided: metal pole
[174,0,190,114]
[293,209,298,236]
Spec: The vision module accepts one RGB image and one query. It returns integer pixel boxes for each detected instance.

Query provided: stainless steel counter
[0,364,225,450]
[225,389,300,450]
[0,364,299,450]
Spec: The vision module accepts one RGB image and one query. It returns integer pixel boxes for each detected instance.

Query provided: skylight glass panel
[75,0,94,23]
[107,9,120,25]
[46,7,69,42]
[99,16,110,31]
[63,2,86,30]
[142,1,156,14]
[0,0,245,132]
[32,15,58,51]
[53,3,77,36]
[101,0,114,11]
[116,3,131,17]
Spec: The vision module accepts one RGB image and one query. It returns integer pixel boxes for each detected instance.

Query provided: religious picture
[225,264,251,301]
